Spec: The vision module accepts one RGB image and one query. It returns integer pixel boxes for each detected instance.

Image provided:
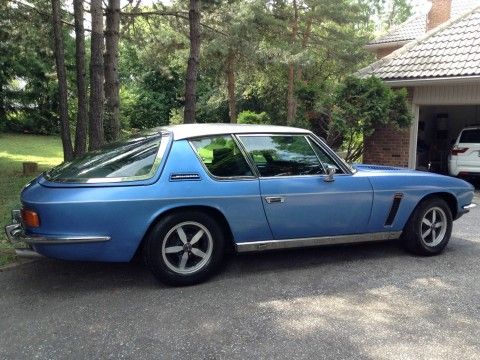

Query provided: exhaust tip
[14,249,43,259]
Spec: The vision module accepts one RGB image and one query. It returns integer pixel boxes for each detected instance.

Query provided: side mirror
[324,165,336,182]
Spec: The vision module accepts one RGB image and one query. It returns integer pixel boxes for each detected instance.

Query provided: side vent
[385,193,403,226]
[169,173,201,181]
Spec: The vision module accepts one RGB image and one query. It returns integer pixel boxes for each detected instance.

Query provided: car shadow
[1,236,474,294]
[2,235,480,358]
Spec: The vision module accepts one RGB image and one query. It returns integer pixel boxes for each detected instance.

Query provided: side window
[308,138,342,173]
[239,135,324,177]
[460,129,480,143]
[190,135,253,178]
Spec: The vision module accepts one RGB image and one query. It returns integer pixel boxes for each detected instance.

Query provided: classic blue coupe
[5,124,477,285]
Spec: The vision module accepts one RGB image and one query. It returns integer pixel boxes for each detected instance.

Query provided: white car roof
[160,123,311,140]
[461,126,480,131]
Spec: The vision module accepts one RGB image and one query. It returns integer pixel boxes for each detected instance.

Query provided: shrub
[331,76,412,162]
[237,110,271,125]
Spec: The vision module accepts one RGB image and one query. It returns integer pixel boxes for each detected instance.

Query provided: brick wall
[363,87,414,168]
[363,126,410,167]
[427,0,451,31]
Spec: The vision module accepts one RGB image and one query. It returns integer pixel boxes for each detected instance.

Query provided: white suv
[448,126,480,177]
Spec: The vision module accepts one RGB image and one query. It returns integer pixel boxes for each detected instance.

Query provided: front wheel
[144,211,225,286]
[402,197,453,256]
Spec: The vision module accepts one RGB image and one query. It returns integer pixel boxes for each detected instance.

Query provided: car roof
[460,126,480,131]
[160,123,311,140]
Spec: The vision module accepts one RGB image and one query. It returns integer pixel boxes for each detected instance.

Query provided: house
[358,0,480,173]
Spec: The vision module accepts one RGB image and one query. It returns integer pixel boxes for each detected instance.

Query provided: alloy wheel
[161,221,213,274]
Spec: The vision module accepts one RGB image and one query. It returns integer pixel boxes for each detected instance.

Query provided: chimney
[427,0,452,31]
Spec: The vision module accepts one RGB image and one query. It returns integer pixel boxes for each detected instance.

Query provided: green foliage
[0,0,77,135]
[121,70,182,129]
[1,0,408,146]
[0,133,62,264]
[6,110,59,135]
[331,76,412,162]
[358,0,413,31]
[237,110,271,125]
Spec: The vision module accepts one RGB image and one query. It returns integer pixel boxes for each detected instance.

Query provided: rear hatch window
[45,132,163,183]
[459,129,480,143]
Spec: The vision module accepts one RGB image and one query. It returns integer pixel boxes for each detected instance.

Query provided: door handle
[265,196,285,204]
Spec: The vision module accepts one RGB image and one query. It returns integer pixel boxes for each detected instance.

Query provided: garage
[358,2,480,186]
[416,105,480,174]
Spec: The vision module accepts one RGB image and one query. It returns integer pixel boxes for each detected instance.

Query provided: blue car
[5,124,477,285]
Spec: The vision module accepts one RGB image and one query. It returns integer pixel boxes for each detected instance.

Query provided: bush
[5,110,58,135]
[331,76,412,162]
[237,110,271,125]
[121,70,181,130]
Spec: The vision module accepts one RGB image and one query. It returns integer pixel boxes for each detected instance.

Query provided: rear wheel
[144,211,225,286]
[402,197,453,256]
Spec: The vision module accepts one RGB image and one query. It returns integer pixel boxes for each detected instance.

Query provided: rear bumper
[448,159,480,177]
[4,209,111,245]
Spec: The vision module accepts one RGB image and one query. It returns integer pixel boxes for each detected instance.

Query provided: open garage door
[416,105,480,174]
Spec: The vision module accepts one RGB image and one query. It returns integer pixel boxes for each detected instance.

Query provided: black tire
[143,211,225,286]
[402,197,453,256]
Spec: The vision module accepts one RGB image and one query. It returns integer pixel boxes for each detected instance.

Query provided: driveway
[1,201,479,359]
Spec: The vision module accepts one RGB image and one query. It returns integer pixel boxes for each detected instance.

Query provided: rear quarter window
[190,135,253,178]
[459,129,480,143]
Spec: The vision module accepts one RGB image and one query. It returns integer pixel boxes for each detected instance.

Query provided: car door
[237,134,373,240]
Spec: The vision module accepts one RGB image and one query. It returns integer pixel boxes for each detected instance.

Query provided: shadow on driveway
[1,226,480,359]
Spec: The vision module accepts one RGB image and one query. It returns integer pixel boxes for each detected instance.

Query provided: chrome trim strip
[463,203,477,210]
[236,231,402,253]
[5,211,111,245]
[169,173,201,181]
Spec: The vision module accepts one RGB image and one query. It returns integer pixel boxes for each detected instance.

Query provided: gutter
[365,40,410,50]
[384,75,480,87]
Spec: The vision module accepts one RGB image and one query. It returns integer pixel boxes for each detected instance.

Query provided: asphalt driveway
[1,200,479,359]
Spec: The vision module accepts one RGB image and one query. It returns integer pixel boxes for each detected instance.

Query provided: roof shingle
[368,0,480,46]
[358,6,480,81]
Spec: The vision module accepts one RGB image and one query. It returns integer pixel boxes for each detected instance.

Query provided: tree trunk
[73,0,87,158]
[226,50,237,123]
[183,0,201,124]
[296,12,313,83]
[104,0,120,142]
[286,0,298,126]
[0,84,5,125]
[89,0,105,150]
[51,0,74,161]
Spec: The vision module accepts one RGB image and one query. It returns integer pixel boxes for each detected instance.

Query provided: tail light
[451,146,469,156]
[21,209,40,228]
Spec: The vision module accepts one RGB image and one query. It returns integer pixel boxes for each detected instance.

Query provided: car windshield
[45,131,163,182]
[459,129,480,143]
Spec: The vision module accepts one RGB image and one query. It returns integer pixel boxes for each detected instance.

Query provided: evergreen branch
[121,10,228,36]
[11,0,92,32]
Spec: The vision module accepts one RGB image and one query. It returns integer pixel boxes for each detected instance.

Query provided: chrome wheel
[161,221,213,275]
[420,207,447,247]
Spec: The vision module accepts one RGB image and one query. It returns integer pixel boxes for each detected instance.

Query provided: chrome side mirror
[324,165,336,182]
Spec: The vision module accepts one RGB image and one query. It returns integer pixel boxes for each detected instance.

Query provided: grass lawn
[0,133,63,266]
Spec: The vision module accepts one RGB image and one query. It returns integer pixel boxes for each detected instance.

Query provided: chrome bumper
[458,203,477,218]
[4,209,111,245]
[463,203,477,211]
